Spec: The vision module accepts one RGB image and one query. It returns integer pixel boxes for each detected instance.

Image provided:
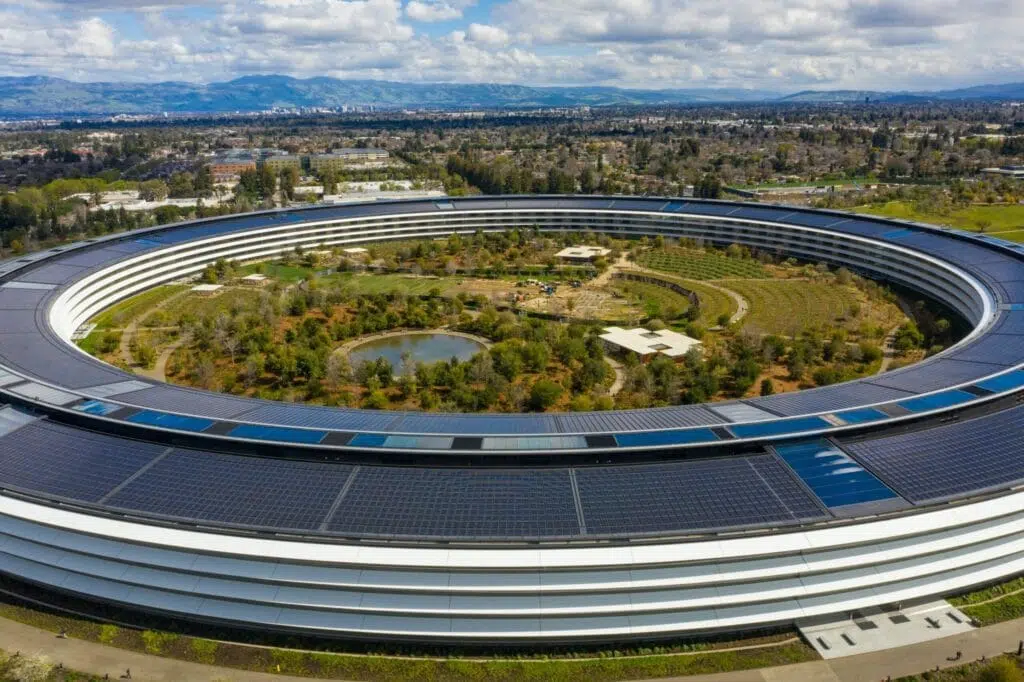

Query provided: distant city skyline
[1,0,1023,91]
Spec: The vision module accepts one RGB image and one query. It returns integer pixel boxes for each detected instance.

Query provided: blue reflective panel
[784,212,846,228]
[774,439,898,508]
[665,201,687,211]
[481,436,588,451]
[728,416,831,439]
[349,433,388,448]
[897,390,976,413]
[127,410,215,432]
[832,408,888,425]
[976,370,1024,393]
[228,424,327,444]
[614,428,719,448]
[881,229,915,240]
[382,435,454,450]
[73,399,120,416]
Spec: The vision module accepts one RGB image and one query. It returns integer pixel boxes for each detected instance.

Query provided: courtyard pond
[347,332,486,369]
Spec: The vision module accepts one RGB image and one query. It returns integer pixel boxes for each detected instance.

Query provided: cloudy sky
[1,0,1023,91]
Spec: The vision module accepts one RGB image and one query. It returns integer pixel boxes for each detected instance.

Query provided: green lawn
[854,201,1024,238]
[638,247,768,280]
[88,285,187,330]
[162,288,262,320]
[240,262,319,283]
[949,575,1024,626]
[718,279,903,337]
[334,273,462,296]
[614,280,692,321]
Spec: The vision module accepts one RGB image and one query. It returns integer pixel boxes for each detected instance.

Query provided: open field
[637,246,768,280]
[854,201,1024,239]
[88,285,187,330]
[240,262,321,283]
[160,287,262,320]
[614,280,692,321]
[719,279,904,337]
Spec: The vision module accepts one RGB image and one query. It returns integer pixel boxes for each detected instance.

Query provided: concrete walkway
[2,610,1023,682]
[636,617,1024,682]
[0,616,317,682]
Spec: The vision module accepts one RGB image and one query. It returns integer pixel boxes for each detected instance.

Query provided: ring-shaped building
[0,196,1020,643]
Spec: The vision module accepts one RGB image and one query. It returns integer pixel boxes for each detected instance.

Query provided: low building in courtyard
[600,326,702,361]
[556,245,612,262]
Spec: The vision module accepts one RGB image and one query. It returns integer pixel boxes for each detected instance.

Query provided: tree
[138,179,168,202]
[529,379,563,411]
[168,172,195,198]
[760,378,775,396]
[695,174,723,199]
[243,354,265,388]
[320,169,338,195]
[280,166,300,201]
[579,167,599,194]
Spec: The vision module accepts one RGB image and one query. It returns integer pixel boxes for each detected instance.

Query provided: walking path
[116,289,190,369]
[606,355,626,396]
[0,616,316,682]
[3,610,1023,682]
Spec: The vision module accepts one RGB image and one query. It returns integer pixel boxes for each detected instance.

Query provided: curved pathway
[606,356,626,396]
[116,289,190,369]
[692,279,749,326]
[616,257,750,327]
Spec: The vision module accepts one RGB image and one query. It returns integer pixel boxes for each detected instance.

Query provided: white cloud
[467,23,510,46]
[0,0,1023,91]
[406,0,475,22]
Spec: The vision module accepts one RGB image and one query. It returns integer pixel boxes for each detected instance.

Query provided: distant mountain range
[0,75,1023,116]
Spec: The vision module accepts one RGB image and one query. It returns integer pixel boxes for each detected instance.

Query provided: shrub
[190,638,219,664]
[141,630,177,654]
[98,623,120,644]
[980,659,1024,682]
[529,379,563,411]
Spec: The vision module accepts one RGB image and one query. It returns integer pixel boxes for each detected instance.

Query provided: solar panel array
[574,456,827,536]
[106,449,354,530]
[749,382,914,417]
[842,406,1024,503]
[326,467,580,538]
[0,421,166,501]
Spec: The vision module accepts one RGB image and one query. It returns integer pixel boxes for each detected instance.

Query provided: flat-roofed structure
[556,245,612,261]
[981,165,1024,179]
[600,326,702,360]
[209,153,256,182]
[239,273,269,286]
[189,283,223,296]
[309,149,388,173]
[262,154,303,173]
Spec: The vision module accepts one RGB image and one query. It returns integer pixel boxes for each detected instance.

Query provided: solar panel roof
[575,456,827,536]
[843,406,1024,503]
